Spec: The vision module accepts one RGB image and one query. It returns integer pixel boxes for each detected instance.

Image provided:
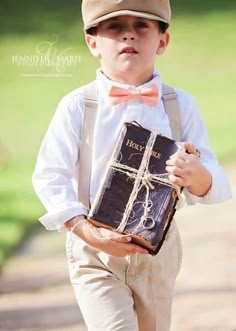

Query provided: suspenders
[78,81,182,209]
[78,82,98,210]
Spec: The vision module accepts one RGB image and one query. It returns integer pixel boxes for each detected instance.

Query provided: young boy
[32,0,232,330]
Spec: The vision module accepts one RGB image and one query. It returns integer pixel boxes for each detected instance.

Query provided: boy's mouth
[120,46,138,55]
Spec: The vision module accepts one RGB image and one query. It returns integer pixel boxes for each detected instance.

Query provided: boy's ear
[85,34,100,57]
[156,32,170,55]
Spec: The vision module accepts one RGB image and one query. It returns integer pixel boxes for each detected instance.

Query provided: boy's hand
[166,142,212,197]
[65,216,148,257]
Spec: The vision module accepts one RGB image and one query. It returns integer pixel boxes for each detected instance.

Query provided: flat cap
[82,0,171,31]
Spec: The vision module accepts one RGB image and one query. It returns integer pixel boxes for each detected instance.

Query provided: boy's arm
[166,90,232,203]
[32,93,88,231]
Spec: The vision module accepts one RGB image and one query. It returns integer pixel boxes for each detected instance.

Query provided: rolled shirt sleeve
[32,90,88,230]
[176,89,232,205]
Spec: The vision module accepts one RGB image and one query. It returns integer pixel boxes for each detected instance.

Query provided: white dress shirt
[32,70,232,231]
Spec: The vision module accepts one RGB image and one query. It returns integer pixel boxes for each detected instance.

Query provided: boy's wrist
[187,166,212,197]
[64,215,87,230]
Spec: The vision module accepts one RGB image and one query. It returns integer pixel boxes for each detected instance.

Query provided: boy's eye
[135,21,149,29]
[107,22,122,30]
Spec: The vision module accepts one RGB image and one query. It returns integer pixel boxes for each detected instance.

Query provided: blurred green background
[0,0,236,269]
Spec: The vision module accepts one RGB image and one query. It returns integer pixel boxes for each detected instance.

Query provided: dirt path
[0,164,235,331]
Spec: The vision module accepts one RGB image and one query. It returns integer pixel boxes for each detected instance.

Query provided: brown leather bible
[88,122,182,255]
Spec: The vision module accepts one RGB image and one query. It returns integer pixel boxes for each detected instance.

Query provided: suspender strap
[78,82,181,208]
[78,81,97,209]
[162,84,182,141]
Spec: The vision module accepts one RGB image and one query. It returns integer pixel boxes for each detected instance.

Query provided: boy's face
[86,15,169,86]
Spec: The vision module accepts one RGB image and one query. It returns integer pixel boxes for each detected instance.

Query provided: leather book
[88,122,182,255]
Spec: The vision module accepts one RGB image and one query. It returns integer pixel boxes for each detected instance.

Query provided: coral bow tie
[109,84,159,107]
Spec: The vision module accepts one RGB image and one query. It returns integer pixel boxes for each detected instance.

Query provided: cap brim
[85,10,168,31]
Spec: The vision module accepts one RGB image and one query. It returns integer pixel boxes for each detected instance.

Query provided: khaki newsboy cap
[82,0,171,32]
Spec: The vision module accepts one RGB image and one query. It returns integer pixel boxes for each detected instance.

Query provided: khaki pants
[66,221,182,331]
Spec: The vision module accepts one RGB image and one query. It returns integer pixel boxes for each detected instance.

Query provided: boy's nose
[122,32,135,41]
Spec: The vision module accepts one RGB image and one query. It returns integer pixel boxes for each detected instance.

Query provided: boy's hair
[82,0,171,32]
[86,20,169,36]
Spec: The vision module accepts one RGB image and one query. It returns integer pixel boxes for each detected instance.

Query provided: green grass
[0,1,236,268]
[0,160,43,267]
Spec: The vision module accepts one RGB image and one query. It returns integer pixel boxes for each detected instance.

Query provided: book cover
[88,122,182,255]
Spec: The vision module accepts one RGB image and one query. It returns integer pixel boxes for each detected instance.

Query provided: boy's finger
[95,227,131,242]
[169,150,187,161]
[111,235,132,243]
[166,156,186,168]
[182,142,200,157]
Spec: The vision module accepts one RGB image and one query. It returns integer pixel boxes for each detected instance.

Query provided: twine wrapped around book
[110,131,181,234]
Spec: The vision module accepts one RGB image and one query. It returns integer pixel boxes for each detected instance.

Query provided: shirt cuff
[39,205,88,231]
[183,171,232,205]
